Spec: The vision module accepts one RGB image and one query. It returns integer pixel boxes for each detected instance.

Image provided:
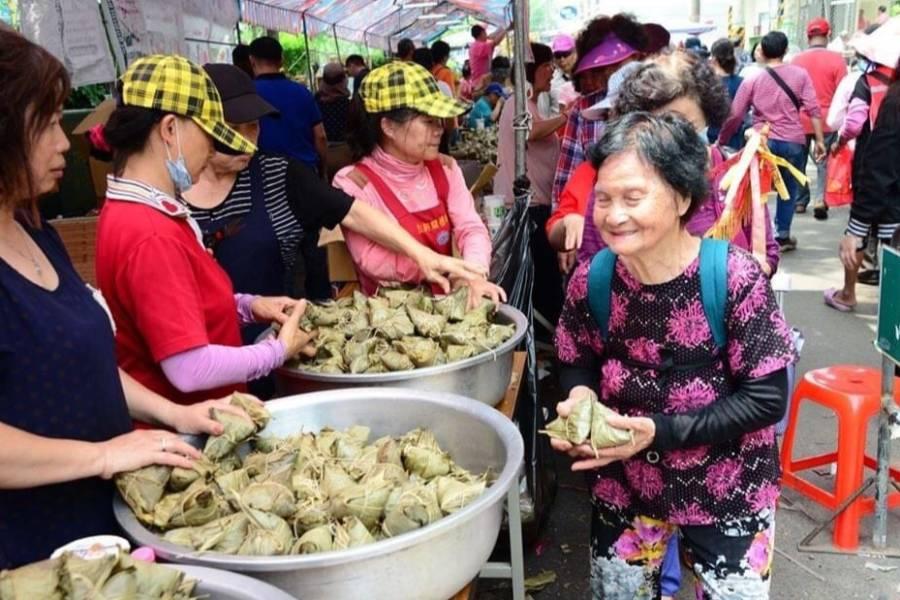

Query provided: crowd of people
[0,8,899,600]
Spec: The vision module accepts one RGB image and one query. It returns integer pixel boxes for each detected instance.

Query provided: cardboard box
[318,226,359,283]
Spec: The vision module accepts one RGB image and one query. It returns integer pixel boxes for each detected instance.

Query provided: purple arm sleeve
[160,339,286,394]
[234,294,258,326]
[839,98,869,143]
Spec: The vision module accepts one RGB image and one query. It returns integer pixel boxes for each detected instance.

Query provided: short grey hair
[589,111,709,224]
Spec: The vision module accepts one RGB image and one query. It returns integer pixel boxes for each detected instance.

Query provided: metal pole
[332,24,343,65]
[512,0,528,183]
[301,14,316,89]
[690,0,701,23]
[873,352,895,548]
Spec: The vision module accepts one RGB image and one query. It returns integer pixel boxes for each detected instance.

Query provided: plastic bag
[825,146,853,207]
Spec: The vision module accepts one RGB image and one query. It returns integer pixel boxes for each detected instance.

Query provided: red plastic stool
[781,365,900,550]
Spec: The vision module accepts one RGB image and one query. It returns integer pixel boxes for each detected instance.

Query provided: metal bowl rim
[114,388,524,572]
[273,304,527,383]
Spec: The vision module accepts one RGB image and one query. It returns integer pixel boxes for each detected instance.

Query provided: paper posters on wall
[20,0,117,86]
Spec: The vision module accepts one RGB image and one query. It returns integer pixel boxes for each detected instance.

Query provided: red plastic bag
[825,146,853,207]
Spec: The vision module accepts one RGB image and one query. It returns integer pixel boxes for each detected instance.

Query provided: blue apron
[202,157,286,398]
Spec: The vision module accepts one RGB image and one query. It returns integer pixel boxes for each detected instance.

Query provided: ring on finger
[160,437,168,452]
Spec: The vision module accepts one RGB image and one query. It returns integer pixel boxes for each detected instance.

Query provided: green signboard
[877,245,900,365]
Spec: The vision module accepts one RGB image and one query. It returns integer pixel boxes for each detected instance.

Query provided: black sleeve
[284,158,354,232]
[650,369,788,451]
[559,365,599,397]
[853,92,900,222]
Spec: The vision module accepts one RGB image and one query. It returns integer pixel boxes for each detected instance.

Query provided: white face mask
[164,120,193,194]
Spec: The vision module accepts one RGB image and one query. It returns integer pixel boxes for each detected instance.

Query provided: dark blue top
[255,73,323,170]
[709,74,747,149]
[0,220,132,569]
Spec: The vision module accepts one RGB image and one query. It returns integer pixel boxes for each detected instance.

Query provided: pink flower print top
[555,246,797,525]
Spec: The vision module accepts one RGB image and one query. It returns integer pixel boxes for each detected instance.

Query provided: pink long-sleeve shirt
[159,293,287,394]
[718,64,821,145]
[332,147,492,289]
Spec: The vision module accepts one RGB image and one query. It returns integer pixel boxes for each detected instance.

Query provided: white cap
[582,61,643,121]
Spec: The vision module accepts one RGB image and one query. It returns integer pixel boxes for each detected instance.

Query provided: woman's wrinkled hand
[276,300,318,360]
[251,296,297,325]
[97,429,201,479]
[558,250,577,274]
[168,395,261,436]
[416,251,488,294]
[561,213,584,252]
[454,276,507,309]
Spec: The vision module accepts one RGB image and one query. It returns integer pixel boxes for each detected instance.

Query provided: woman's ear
[379,116,395,144]
[158,114,178,148]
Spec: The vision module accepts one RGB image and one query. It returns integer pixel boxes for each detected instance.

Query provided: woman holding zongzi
[334,61,505,307]
[0,31,250,569]
[551,113,795,598]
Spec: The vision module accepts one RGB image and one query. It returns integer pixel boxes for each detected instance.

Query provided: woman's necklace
[0,222,44,281]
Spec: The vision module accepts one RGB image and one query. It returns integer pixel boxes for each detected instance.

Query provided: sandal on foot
[824,288,854,312]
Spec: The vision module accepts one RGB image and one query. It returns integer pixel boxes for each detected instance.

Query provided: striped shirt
[189,153,351,272]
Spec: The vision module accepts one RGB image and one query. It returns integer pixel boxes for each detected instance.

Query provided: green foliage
[64,84,109,110]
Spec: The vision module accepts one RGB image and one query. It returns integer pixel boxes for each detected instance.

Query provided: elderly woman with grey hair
[551,112,796,599]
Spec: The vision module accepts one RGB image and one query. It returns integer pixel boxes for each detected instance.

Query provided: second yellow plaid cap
[361,61,469,118]
[120,55,256,154]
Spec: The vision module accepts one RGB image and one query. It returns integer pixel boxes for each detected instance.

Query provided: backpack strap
[699,238,730,349]
[588,240,729,348]
[587,248,618,342]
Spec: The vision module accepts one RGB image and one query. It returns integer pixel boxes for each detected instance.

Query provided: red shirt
[469,40,493,83]
[97,181,245,408]
[546,161,597,236]
[791,47,847,134]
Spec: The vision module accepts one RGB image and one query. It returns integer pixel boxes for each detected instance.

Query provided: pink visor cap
[575,34,639,75]
[551,34,576,54]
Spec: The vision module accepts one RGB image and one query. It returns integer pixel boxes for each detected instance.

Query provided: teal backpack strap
[698,238,730,349]
[587,248,618,341]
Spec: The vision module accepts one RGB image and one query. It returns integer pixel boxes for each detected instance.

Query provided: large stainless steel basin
[114,388,524,600]
[271,305,528,407]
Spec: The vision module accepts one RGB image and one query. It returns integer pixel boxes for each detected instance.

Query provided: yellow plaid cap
[121,55,256,154]
[361,61,469,118]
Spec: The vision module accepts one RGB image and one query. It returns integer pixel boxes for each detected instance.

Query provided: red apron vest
[353,160,453,294]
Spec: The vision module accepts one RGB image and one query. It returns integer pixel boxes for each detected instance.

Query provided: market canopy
[240,0,512,51]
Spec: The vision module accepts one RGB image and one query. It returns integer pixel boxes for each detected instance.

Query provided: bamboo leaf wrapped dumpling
[292,496,331,534]
[60,552,118,598]
[590,399,633,450]
[329,472,394,528]
[333,516,376,550]
[540,394,592,446]
[0,559,63,600]
[169,455,216,492]
[381,350,415,372]
[229,391,271,430]
[434,476,487,514]
[237,507,293,556]
[130,558,186,597]
[204,409,257,460]
[393,337,440,368]
[407,306,447,338]
[292,523,334,555]
[375,310,416,341]
[239,481,297,518]
[402,444,452,480]
[152,479,221,529]
[461,299,495,327]
[382,482,442,537]
[434,287,468,322]
[115,465,171,523]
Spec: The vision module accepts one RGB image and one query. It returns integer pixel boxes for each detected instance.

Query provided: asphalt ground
[477,193,900,599]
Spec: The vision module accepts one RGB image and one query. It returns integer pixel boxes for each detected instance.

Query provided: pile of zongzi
[540,389,634,455]
[292,287,516,375]
[117,393,489,557]
[0,550,199,600]
[451,128,498,165]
